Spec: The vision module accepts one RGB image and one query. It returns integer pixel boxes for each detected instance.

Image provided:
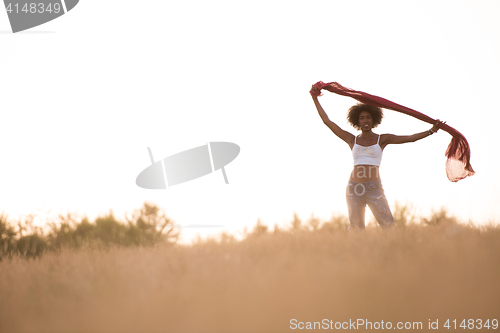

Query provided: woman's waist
[349,165,381,182]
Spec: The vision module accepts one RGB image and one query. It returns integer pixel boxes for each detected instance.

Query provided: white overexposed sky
[1,0,499,243]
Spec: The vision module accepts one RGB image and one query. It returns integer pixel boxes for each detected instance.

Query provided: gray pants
[346,180,395,230]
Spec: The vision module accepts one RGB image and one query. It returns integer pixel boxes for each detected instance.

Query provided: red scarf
[310,81,475,182]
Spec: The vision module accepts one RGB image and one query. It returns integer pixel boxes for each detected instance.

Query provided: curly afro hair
[347,103,384,130]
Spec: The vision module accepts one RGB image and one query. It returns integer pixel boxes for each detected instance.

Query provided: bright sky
[1,0,499,243]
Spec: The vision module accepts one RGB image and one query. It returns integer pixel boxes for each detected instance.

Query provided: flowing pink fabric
[310,81,475,182]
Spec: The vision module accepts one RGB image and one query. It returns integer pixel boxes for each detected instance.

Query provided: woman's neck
[359,129,374,136]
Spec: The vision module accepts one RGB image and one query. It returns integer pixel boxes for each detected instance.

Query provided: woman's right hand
[310,84,320,97]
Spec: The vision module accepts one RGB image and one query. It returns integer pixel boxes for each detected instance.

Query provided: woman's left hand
[432,119,446,133]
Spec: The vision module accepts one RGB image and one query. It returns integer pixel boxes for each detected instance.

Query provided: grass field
[1,212,499,333]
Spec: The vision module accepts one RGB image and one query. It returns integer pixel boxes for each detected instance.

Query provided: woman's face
[359,111,373,130]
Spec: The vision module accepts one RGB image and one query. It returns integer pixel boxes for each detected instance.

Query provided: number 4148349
[5,3,62,14]
[444,319,498,330]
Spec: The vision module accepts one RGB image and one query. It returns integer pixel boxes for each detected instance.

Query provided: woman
[311,87,444,230]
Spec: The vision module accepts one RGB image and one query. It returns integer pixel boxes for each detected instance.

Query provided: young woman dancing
[311,87,444,230]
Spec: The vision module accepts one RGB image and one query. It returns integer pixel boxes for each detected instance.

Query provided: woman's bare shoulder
[379,133,395,149]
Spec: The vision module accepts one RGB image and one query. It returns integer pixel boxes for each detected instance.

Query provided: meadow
[0,204,499,333]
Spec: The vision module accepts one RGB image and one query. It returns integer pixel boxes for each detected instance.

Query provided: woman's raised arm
[382,120,445,146]
[311,92,354,147]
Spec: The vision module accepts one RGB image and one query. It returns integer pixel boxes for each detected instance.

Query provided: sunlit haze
[1,0,499,243]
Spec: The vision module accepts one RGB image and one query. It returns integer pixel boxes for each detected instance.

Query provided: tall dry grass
[0,211,499,333]
[0,203,178,259]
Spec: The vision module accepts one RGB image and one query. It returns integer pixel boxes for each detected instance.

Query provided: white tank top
[352,135,383,166]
